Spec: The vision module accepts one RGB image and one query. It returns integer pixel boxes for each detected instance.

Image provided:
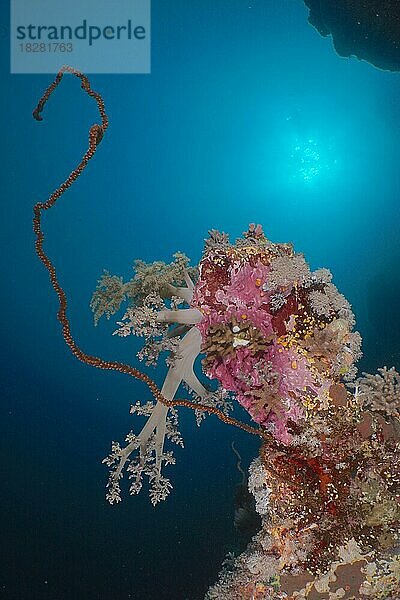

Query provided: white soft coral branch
[157,307,202,325]
[165,269,195,304]
[103,277,207,504]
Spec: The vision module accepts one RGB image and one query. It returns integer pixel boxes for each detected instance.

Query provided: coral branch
[104,327,209,504]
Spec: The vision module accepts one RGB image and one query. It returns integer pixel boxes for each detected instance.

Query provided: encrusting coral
[93,224,399,597]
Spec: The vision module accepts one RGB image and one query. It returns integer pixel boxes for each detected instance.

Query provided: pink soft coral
[191,227,359,445]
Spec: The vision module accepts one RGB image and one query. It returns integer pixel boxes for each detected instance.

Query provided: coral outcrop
[93,225,399,598]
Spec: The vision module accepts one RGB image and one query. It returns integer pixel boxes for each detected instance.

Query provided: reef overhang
[304,0,400,71]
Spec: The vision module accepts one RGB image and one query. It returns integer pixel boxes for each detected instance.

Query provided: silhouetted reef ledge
[304,0,400,71]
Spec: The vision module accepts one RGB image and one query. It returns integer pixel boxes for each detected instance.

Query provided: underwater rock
[304,0,400,71]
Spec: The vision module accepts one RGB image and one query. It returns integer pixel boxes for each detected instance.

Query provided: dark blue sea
[1,1,400,599]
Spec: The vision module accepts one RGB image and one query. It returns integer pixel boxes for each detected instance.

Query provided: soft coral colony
[93,224,399,600]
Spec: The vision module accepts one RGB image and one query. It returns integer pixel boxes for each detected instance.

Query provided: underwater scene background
[1,1,400,599]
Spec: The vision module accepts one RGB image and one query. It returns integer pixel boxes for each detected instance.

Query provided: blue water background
[1,1,400,598]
